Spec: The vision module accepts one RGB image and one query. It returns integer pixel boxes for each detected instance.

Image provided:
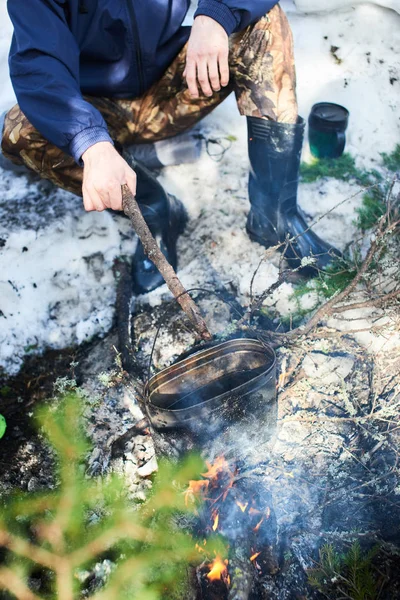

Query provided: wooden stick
[122,185,212,341]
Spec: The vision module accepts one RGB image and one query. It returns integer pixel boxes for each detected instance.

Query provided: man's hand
[81,142,137,212]
[184,15,230,99]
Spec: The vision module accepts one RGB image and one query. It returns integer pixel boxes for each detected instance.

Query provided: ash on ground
[3,283,399,598]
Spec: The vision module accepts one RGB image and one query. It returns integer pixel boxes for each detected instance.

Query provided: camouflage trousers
[1,5,297,197]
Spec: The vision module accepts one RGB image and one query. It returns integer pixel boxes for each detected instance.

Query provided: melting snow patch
[0,1,399,373]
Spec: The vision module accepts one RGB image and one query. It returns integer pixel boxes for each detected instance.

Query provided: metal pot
[145,338,277,439]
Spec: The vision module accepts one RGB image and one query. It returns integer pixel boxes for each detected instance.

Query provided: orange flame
[184,480,209,506]
[202,456,230,480]
[207,555,229,581]
[250,552,261,562]
[253,517,264,532]
[236,501,248,513]
[249,507,261,516]
[212,512,219,531]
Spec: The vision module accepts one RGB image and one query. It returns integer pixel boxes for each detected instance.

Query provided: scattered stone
[27,476,39,492]
[137,455,158,478]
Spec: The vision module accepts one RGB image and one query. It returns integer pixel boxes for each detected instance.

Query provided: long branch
[69,522,149,568]
[286,237,380,339]
[332,288,400,314]
[0,530,57,570]
[56,559,74,600]
[267,217,400,344]
[0,568,42,600]
[122,185,211,341]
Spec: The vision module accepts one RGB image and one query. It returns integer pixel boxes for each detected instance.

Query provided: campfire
[141,327,279,598]
[185,455,279,599]
[125,204,280,597]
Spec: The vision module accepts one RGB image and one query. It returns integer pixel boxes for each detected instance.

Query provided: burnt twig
[331,288,400,314]
[113,258,135,373]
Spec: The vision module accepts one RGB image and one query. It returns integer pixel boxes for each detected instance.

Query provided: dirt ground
[1,284,400,598]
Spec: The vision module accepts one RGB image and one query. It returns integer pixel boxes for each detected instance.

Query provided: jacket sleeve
[7,0,113,164]
[194,0,279,35]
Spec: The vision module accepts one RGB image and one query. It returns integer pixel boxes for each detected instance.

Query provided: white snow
[292,3,400,168]
[0,176,136,371]
[1,1,399,373]
[292,0,400,14]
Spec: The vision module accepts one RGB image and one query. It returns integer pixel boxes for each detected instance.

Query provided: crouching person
[1,0,339,293]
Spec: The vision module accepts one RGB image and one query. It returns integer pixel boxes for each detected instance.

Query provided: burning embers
[195,543,230,585]
[185,456,279,598]
[207,555,229,583]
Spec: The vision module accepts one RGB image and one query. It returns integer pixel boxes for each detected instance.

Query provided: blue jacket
[7,0,279,163]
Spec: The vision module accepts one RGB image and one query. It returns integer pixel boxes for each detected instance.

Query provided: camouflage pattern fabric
[1,5,297,197]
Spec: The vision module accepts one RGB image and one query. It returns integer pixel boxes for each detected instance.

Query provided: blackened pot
[145,338,277,442]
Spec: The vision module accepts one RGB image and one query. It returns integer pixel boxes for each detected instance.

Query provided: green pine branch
[308,541,381,600]
[0,394,225,600]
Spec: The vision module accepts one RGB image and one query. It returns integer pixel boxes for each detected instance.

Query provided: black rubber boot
[246,117,341,272]
[123,154,188,294]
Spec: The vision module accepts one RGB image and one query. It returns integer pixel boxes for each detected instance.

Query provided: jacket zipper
[126,0,145,96]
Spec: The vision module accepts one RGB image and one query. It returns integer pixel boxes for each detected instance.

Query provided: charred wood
[228,538,254,600]
[113,258,135,373]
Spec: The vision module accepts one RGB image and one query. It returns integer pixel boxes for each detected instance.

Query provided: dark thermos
[308,102,350,159]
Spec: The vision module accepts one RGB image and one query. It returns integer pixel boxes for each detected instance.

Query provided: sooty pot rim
[144,338,276,428]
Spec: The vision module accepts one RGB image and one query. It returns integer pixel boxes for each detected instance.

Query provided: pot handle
[146,287,243,381]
